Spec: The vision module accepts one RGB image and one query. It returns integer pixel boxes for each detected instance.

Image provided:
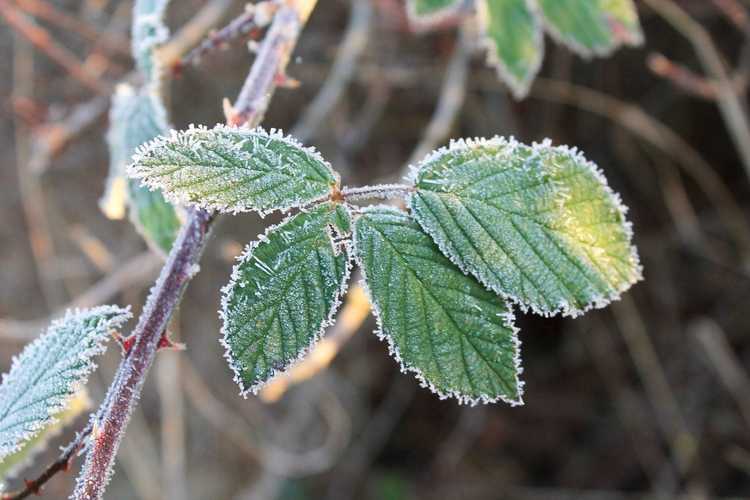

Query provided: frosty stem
[72,1,317,498]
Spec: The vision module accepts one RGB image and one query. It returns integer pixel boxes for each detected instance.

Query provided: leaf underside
[354,206,522,405]
[221,203,352,394]
[480,0,543,98]
[105,85,181,255]
[130,125,339,215]
[537,0,643,56]
[409,137,641,317]
[0,306,130,461]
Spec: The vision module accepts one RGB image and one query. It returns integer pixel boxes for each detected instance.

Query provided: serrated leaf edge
[477,0,545,99]
[406,136,643,318]
[0,305,131,460]
[352,205,525,406]
[129,124,340,216]
[535,0,644,59]
[218,204,353,396]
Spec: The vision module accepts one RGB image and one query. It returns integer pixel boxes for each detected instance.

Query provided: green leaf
[409,137,642,317]
[130,125,339,215]
[479,0,543,98]
[132,0,171,79]
[407,0,463,27]
[537,0,643,57]
[102,84,181,255]
[353,206,522,405]
[221,202,352,394]
[0,306,131,461]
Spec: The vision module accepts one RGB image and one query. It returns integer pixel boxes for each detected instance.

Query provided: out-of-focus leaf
[132,0,171,79]
[103,83,181,255]
[221,203,352,394]
[354,206,523,405]
[0,306,131,461]
[407,0,463,27]
[479,0,543,98]
[130,126,339,215]
[409,137,642,317]
[537,0,643,56]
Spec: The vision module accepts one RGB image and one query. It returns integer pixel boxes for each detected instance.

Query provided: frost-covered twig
[0,422,92,500]
[227,3,306,126]
[72,1,318,498]
[175,1,276,71]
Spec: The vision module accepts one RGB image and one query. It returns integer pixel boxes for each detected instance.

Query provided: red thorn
[158,332,186,351]
[171,60,184,78]
[274,72,300,89]
[23,479,40,495]
[112,331,135,355]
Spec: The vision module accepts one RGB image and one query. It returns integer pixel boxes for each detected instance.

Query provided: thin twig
[0,0,109,94]
[643,0,750,181]
[175,1,275,70]
[155,0,236,72]
[0,423,92,500]
[612,296,698,475]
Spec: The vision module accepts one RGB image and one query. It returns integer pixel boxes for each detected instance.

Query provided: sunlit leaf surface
[409,137,641,316]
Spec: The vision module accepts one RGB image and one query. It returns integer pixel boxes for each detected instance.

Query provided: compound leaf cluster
[0,306,131,461]
[409,0,643,98]
[131,125,640,405]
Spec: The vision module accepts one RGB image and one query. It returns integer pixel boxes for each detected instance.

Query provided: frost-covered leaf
[132,0,172,79]
[130,125,339,215]
[0,391,90,480]
[102,84,181,255]
[221,202,352,394]
[409,137,641,317]
[537,0,643,57]
[479,0,543,98]
[407,0,463,27]
[354,206,522,405]
[0,306,131,461]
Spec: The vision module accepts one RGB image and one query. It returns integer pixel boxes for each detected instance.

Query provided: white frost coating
[219,205,354,396]
[352,206,524,406]
[0,306,131,461]
[128,124,339,216]
[476,0,545,99]
[406,135,643,319]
